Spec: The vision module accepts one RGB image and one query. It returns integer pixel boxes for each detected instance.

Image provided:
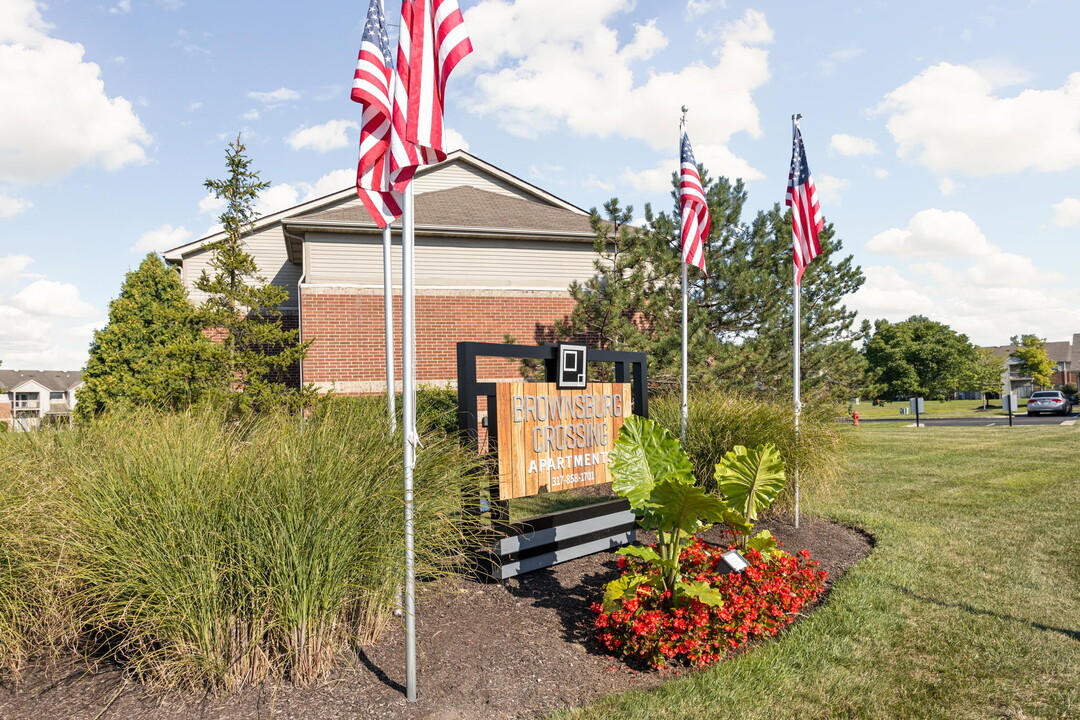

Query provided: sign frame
[456,342,648,516]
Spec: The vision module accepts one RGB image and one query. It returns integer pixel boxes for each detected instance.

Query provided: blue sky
[2,0,1079,369]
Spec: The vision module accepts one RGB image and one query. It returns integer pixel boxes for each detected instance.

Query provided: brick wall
[300,287,577,393]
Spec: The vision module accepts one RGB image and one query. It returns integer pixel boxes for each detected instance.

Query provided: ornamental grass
[650,390,846,513]
[0,402,482,689]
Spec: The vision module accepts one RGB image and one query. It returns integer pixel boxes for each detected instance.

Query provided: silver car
[1026,390,1074,416]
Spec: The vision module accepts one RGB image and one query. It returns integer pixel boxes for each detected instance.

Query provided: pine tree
[196,135,315,413]
[76,253,215,419]
[552,166,866,400]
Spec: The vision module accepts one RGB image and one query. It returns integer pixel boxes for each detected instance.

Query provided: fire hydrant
[852,410,860,426]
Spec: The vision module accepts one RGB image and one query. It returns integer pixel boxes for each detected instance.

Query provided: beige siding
[413,159,539,202]
[305,232,598,290]
[183,223,301,308]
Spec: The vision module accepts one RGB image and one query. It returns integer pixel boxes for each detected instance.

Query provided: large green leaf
[610,415,694,512]
[677,580,725,608]
[747,529,781,559]
[602,573,652,611]
[649,478,729,536]
[713,444,786,522]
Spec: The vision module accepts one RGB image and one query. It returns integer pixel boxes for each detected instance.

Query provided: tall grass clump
[0,432,48,677]
[50,403,481,690]
[650,390,846,513]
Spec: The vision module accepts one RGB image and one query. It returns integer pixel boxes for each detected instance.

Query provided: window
[50,392,65,400]
[14,392,39,409]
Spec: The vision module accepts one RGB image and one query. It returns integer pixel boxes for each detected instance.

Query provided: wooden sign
[494,382,630,500]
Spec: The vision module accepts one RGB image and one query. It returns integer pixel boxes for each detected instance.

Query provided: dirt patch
[0,516,870,720]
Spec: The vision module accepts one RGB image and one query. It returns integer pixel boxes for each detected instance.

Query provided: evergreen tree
[1009,334,1055,388]
[76,253,216,419]
[550,166,865,400]
[196,135,315,413]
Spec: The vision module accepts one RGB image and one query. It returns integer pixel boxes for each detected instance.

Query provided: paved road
[858,413,1077,427]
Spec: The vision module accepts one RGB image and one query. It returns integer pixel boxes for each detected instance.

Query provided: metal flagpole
[384,225,396,433]
[680,106,689,445]
[380,0,395,435]
[402,181,417,701]
[791,113,802,531]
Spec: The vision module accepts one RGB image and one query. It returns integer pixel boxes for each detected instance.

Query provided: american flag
[351,0,401,227]
[786,122,824,285]
[679,132,709,272]
[389,0,473,189]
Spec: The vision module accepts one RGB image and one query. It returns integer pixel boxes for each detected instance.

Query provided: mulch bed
[0,516,871,720]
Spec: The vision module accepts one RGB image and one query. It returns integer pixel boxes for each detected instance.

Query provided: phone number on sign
[549,470,596,489]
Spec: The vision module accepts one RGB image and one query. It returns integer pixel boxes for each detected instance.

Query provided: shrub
[592,539,826,668]
[650,390,845,513]
[43,403,481,689]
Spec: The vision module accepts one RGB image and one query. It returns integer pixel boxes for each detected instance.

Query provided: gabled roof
[286,185,594,236]
[0,370,83,393]
[162,150,589,261]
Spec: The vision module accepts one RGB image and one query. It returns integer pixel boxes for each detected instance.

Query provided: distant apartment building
[0,370,83,431]
[981,333,1080,398]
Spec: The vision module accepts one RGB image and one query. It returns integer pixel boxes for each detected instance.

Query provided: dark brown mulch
[0,516,871,720]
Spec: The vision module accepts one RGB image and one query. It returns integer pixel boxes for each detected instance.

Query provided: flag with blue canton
[679,131,709,271]
[786,121,824,285]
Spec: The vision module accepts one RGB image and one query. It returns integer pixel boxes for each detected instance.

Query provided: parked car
[1026,390,1074,416]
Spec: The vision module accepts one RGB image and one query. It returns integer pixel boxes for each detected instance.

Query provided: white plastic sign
[909,397,925,414]
[1003,393,1018,412]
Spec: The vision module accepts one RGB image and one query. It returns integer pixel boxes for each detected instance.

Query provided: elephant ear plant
[604,416,789,610]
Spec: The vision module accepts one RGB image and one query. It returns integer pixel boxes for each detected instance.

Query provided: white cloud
[877,63,1080,175]
[848,266,935,320]
[684,0,724,19]
[286,119,358,153]
[198,192,225,216]
[1051,197,1080,227]
[253,168,353,218]
[583,175,614,192]
[821,47,862,76]
[815,175,850,205]
[0,0,152,183]
[0,189,32,218]
[109,0,132,15]
[0,254,33,282]
[866,209,993,259]
[938,178,962,196]
[11,279,97,318]
[241,108,260,121]
[620,143,763,195]
[132,224,192,253]
[966,252,1063,288]
[873,168,889,179]
[247,87,300,104]
[187,100,202,112]
[829,133,878,157]
[443,127,469,152]
[465,3,771,178]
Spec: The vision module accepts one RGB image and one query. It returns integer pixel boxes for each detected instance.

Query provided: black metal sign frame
[456,341,648,579]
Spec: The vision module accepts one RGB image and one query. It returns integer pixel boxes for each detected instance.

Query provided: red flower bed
[590,539,827,668]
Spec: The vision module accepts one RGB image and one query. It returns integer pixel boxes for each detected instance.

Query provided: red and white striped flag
[786,122,824,285]
[679,131,709,272]
[389,0,473,189]
[351,0,401,227]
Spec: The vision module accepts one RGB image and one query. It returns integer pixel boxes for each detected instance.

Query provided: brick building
[164,152,599,392]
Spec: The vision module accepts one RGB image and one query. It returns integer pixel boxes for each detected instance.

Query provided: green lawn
[847,398,1019,419]
[555,424,1080,720]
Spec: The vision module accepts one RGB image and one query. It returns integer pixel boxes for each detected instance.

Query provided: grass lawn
[847,398,1019,419]
[555,424,1080,720]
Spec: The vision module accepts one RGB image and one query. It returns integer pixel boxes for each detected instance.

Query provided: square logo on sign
[557,344,587,389]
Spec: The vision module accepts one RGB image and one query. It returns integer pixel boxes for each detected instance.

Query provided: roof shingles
[292,185,593,235]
